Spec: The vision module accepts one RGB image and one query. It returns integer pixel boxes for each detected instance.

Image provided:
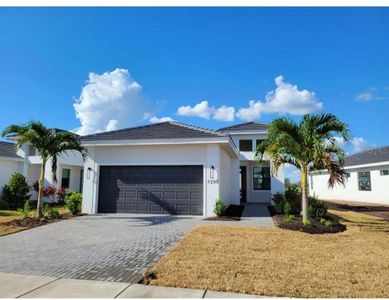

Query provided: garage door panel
[98,165,203,215]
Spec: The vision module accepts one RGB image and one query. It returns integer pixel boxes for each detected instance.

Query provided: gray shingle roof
[0,141,21,159]
[81,121,226,141]
[218,122,268,132]
[345,146,389,167]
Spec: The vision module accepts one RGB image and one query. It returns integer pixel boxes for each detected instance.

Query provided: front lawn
[144,208,389,297]
[0,205,69,236]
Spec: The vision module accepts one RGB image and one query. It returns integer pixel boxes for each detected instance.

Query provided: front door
[240,166,247,203]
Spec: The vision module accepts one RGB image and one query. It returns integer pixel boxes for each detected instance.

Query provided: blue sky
[0,7,388,180]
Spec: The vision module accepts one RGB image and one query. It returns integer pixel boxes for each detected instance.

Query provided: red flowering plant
[42,186,56,203]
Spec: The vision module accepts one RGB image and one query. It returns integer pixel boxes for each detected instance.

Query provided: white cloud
[236,100,264,122]
[351,137,374,153]
[177,101,235,121]
[149,116,174,123]
[213,105,235,121]
[356,87,387,101]
[73,68,152,135]
[333,136,346,147]
[356,89,374,101]
[237,75,323,121]
[177,101,213,119]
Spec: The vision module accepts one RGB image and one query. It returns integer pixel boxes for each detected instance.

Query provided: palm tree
[256,113,350,223]
[2,121,87,218]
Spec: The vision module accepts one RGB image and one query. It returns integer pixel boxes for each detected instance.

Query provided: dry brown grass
[146,210,389,298]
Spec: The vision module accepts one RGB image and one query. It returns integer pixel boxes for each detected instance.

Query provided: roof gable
[0,141,21,159]
[81,121,225,141]
[345,146,389,167]
[218,122,268,132]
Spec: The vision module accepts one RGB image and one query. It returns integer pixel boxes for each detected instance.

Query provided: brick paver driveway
[0,214,201,283]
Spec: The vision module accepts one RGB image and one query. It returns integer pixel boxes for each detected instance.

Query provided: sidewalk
[0,272,261,298]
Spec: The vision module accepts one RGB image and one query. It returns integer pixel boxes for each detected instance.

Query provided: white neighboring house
[309,146,389,205]
[0,129,84,201]
[0,141,24,197]
[81,121,284,217]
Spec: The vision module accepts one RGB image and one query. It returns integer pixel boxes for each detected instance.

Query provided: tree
[2,121,87,218]
[256,113,350,223]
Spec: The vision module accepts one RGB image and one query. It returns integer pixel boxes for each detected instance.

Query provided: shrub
[273,192,285,204]
[65,192,82,215]
[283,214,294,224]
[32,180,40,193]
[308,195,328,218]
[303,218,311,226]
[284,201,293,216]
[324,219,333,227]
[285,184,301,213]
[43,204,60,220]
[0,198,9,210]
[57,187,67,203]
[21,200,31,219]
[275,200,285,214]
[213,198,227,216]
[320,217,326,225]
[1,172,30,209]
[47,207,60,219]
[43,186,56,203]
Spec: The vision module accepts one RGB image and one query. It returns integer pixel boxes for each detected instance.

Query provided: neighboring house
[80,121,284,217]
[309,146,389,205]
[0,141,24,196]
[1,129,84,201]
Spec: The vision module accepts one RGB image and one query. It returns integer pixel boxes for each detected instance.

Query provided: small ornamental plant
[213,198,227,217]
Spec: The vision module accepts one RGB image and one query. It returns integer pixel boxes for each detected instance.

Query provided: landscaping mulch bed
[268,206,346,234]
[205,204,244,221]
[4,213,79,234]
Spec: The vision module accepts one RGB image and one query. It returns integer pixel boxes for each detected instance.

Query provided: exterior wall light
[210,165,215,179]
[87,167,92,179]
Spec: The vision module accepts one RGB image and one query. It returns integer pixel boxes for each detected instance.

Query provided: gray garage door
[98,165,203,215]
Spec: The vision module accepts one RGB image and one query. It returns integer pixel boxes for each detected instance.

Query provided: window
[61,169,71,189]
[310,175,313,187]
[239,139,253,151]
[253,166,271,190]
[380,170,389,176]
[358,171,371,191]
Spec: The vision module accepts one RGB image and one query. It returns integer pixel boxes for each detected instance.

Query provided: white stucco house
[80,121,284,217]
[0,129,84,200]
[309,146,389,205]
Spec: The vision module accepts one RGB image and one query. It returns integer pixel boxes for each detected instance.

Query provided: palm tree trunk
[36,160,46,218]
[301,165,309,222]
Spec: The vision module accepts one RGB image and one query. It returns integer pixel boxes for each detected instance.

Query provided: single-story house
[0,141,24,196]
[0,129,84,201]
[80,121,284,217]
[309,146,389,205]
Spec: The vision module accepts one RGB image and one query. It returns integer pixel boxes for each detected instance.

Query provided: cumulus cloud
[351,137,374,153]
[237,76,323,121]
[73,68,152,135]
[236,100,264,122]
[149,116,174,123]
[177,101,235,121]
[213,105,235,121]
